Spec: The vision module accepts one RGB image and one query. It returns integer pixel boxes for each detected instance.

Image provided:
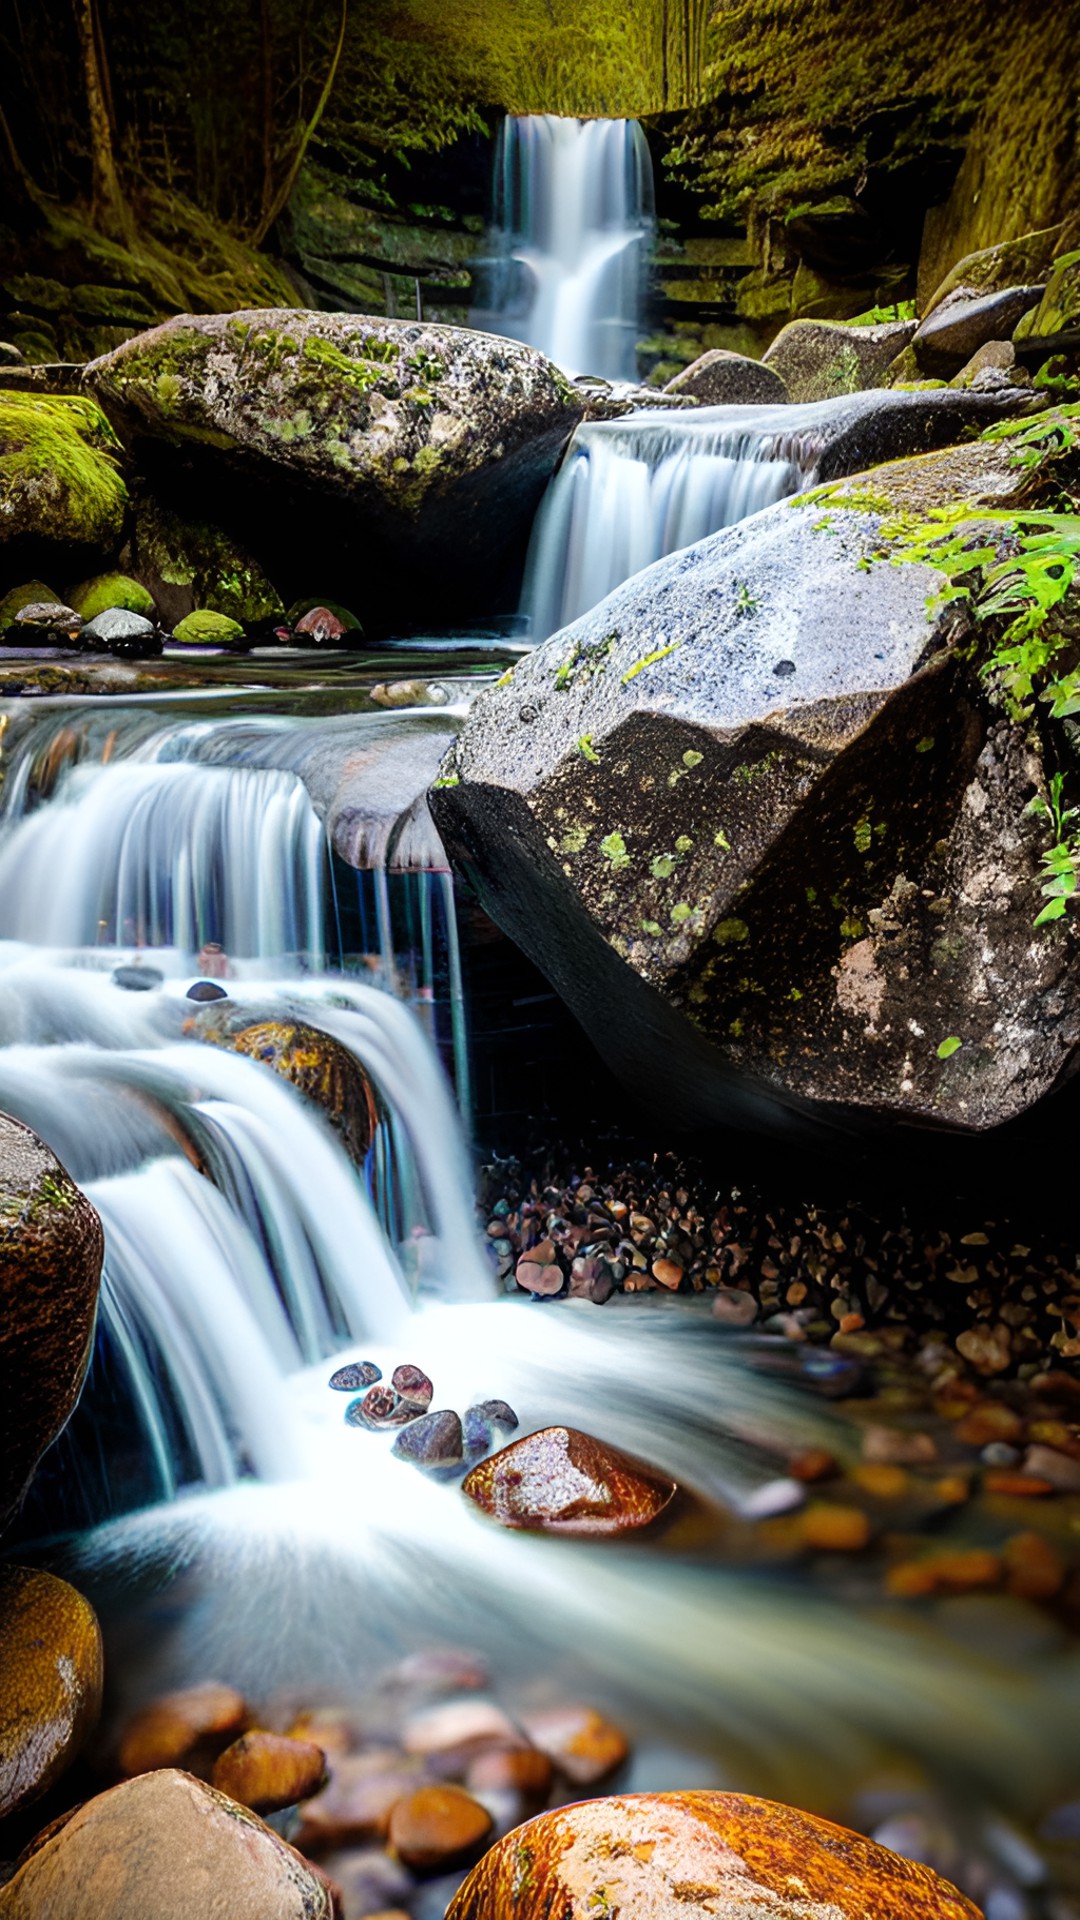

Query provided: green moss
[172,608,245,644]
[0,581,60,628]
[0,394,128,554]
[70,573,154,620]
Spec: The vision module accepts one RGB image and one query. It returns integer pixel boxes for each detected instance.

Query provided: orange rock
[213,1731,328,1814]
[931,1475,971,1505]
[402,1699,518,1761]
[888,1549,1001,1598]
[788,1448,837,1483]
[1003,1531,1066,1601]
[465,1745,554,1802]
[862,1426,936,1466]
[445,1791,982,1920]
[295,1750,419,1853]
[387,1784,493,1872]
[651,1258,684,1290]
[520,1705,629,1787]
[117,1682,247,1778]
[799,1504,872,1551]
[0,1567,103,1821]
[851,1464,909,1499]
[462,1427,676,1535]
[886,1561,940,1598]
[0,1768,336,1918]
[983,1472,1054,1497]
[285,1708,355,1759]
[955,1402,1024,1447]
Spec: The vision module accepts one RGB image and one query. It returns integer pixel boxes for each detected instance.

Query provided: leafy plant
[1027,773,1080,923]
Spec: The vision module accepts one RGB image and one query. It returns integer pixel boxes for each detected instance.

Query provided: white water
[472,114,653,380]
[524,406,809,637]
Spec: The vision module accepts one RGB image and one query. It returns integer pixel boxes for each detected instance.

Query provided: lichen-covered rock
[69,572,155,621]
[0,1768,337,1919]
[171,608,245,647]
[82,606,160,658]
[431,423,1080,1136]
[462,1427,676,1534]
[0,1566,103,1818]
[665,350,790,406]
[85,313,584,623]
[0,1114,104,1522]
[0,394,127,563]
[445,1791,982,1920]
[762,318,916,401]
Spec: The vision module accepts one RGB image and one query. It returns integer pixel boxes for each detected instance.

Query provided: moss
[172,608,245,644]
[0,581,60,628]
[70,573,154,620]
[0,394,127,555]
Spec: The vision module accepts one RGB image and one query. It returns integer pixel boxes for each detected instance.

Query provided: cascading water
[471,114,654,380]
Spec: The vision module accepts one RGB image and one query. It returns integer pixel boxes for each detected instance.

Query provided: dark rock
[392,1363,433,1409]
[914,285,1044,372]
[0,582,61,631]
[392,1409,465,1466]
[446,1792,982,1920]
[0,342,26,367]
[762,318,917,401]
[0,1115,104,1523]
[0,1567,103,1819]
[111,962,164,992]
[0,1768,337,1918]
[328,1360,381,1392]
[186,979,229,1002]
[85,312,584,625]
[13,601,82,640]
[462,1407,493,1455]
[431,419,1077,1137]
[664,350,790,406]
[473,1399,518,1434]
[462,1426,676,1535]
[82,607,161,659]
[122,490,284,630]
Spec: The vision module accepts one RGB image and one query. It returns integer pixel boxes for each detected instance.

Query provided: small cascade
[472,114,654,380]
[523,405,810,638]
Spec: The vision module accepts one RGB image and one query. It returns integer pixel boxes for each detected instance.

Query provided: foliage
[845,300,917,325]
[1027,774,1080,923]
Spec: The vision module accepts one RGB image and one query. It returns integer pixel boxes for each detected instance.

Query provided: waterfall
[471,114,654,380]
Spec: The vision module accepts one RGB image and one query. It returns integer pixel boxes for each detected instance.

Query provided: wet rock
[466,1401,517,1446]
[387,1784,493,1874]
[69,572,155,622]
[117,1682,248,1777]
[0,580,61,630]
[446,1790,982,1920]
[462,1426,676,1535]
[402,1700,518,1763]
[111,961,164,991]
[82,607,161,659]
[740,1477,806,1518]
[515,1257,564,1296]
[462,1407,493,1455]
[392,1410,465,1467]
[465,1744,554,1803]
[370,680,449,709]
[295,1751,419,1852]
[651,1256,684,1290]
[318,1847,413,1918]
[294,606,349,647]
[664,350,790,407]
[0,1113,104,1522]
[86,313,584,626]
[217,1021,380,1168]
[913,286,1045,374]
[329,1360,382,1392]
[799,1503,872,1551]
[569,1255,616,1303]
[1021,1444,1080,1491]
[432,410,1076,1140]
[13,599,82,641]
[391,1364,433,1410]
[347,1385,417,1430]
[0,1567,103,1819]
[520,1706,629,1787]
[712,1287,759,1326]
[0,1768,337,1918]
[212,1731,328,1814]
[170,608,245,648]
[186,979,229,1001]
[762,318,917,401]
[0,393,127,566]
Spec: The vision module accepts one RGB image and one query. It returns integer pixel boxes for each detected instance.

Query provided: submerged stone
[392,1409,465,1466]
[186,979,229,1002]
[224,1020,379,1167]
[462,1426,676,1535]
[445,1791,983,1920]
[111,962,164,991]
[212,1730,328,1815]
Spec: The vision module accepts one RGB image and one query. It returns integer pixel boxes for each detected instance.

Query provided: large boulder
[921,225,1072,318]
[762,318,916,402]
[0,1114,104,1523]
[431,424,1080,1137]
[445,1792,981,1920]
[0,1566,103,1819]
[85,313,584,626]
[0,1769,337,1919]
[913,285,1045,374]
[664,350,790,406]
[0,394,127,569]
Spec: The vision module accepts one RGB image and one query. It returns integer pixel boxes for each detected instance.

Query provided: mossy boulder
[447,1792,981,1920]
[0,1113,104,1523]
[69,572,155,621]
[431,425,1080,1138]
[85,312,585,624]
[0,1566,103,1820]
[0,394,128,566]
[763,319,917,402]
[171,608,245,647]
[122,490,283,629]
[0,1769,337,1919]
[1014,250,1080,354]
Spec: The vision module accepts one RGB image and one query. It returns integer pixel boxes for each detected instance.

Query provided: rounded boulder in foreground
[462,1426,675,1535]
[0,1567,103,1819]
[445,1791,983,1920]
[0,1769,336,1919]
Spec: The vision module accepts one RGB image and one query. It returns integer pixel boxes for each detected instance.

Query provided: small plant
[1027,774,1080,923]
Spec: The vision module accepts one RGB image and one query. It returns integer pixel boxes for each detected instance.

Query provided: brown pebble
[212,1729,327,1813]
[295,1750,419,1852]
[403,1699,518,1760]
[117,1683,247,1777]
[515,1260,564,1295]
[1022,1444,1080,1492]
[862,1425,937,1466]
[955,1402,1024,1447]
[520,1705,629,1786]
[388,1783,493,1871]
[799,1504,872,1551]
[984,1471,1054,1497]
[392,1365,433,1410]
[466,1745,554,1801]
[789,1448,837,1483]
[651,1257,684,1290]
[462,1427,676,1536]
[851,1463,909,1499]
[1003,1531,1066,1600]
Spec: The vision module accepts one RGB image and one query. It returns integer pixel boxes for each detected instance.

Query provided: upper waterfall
[471,114,654,380]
